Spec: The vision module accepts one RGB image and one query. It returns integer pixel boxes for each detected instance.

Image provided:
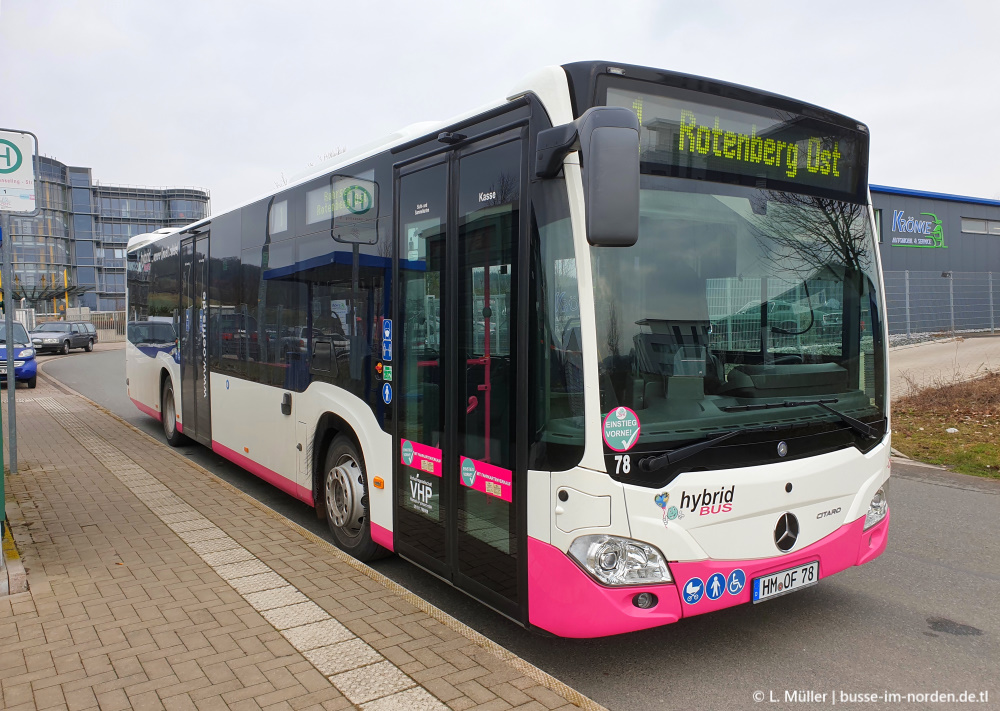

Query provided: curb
[36,364,608,711]
[2,521,27,596]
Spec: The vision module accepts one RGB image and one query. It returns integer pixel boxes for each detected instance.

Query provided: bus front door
[394,130,525,622]
[180,232,212,447]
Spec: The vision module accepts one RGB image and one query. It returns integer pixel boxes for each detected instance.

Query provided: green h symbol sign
[0,139,23,173]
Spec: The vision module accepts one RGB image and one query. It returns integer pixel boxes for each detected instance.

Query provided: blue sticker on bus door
[383,319,392,340]
[382,383,392,404]
[382,338,392,361]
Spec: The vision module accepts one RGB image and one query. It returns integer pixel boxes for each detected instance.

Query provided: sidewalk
[889,334,1000,399]
[0,373,600,711]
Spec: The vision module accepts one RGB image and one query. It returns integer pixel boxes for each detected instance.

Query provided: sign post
[0,128,39,537]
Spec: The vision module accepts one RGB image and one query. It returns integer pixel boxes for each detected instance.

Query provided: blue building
[7,155,209,313]
[871,186,1000,336]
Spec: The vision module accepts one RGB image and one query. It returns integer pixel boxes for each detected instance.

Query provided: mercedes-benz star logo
[777,441,788,457]
[774,512,799,552]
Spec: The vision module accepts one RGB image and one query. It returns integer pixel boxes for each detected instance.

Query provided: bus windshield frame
[583,77,886,485]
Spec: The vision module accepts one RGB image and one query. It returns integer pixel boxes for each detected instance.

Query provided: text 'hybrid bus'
[127,61,890,637]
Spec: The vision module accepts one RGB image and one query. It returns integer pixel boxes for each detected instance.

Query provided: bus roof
[131,61,868,253]
[126,65,577,255]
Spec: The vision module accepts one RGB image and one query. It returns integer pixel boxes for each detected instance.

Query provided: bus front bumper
[527,509,889,638]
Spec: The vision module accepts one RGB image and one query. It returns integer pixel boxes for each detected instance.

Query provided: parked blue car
[0,322,38,389]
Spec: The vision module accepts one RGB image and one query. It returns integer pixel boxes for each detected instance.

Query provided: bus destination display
[606,85,866,200]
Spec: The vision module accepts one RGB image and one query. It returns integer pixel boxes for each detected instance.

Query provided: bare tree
[749,192,874,279]
[606,302,621,360]
[274,147,348,188]
[306,147,347,168]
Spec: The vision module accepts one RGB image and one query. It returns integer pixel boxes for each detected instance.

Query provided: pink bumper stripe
[211,441,314,506]
[370,522,394,552]
[130,397,161,422]
[175,421,183,433]
[528,537,683,638]
[528,510,891,638]
[670,511,890,619]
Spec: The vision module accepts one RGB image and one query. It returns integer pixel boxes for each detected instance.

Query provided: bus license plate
[752,561,819,603]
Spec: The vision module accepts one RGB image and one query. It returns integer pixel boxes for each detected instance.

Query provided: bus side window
[528,180,585,471]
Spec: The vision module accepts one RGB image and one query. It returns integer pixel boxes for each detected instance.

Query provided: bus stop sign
[0,131,36,213]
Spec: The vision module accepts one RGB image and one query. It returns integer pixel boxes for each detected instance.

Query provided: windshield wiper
[638,423,793,473]
[721,398,880,439]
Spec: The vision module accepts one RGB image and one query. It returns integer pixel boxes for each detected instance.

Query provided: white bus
[127,61,890,637]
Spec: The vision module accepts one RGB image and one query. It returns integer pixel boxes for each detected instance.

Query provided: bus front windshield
[591,178,886,456]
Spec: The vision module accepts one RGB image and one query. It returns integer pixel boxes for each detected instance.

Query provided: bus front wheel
[323,435,386,561]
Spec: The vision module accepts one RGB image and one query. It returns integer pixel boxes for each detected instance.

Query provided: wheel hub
[326,455,364,535]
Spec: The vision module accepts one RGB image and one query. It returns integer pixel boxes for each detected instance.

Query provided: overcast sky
[3,0,998,214]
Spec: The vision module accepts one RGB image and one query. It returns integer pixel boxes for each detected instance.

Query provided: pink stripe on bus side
[370,522,394,551]
[130,397,161,422]
[211,440,314,506]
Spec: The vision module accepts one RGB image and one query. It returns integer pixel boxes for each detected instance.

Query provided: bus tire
[161,378,187,447]
[323,435,387,561]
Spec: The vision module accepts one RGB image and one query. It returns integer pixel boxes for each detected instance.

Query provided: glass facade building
[6,155,209,313]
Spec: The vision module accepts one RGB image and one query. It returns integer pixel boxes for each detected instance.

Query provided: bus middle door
[394,128,525,622]
[180,231,212,446]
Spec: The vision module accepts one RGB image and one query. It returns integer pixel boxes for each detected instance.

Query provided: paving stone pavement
[1,375,604,711]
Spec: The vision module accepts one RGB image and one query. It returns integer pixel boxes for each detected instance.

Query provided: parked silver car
[29,321,95,354]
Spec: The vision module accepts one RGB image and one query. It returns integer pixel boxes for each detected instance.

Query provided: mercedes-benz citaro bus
[126,61,890,638]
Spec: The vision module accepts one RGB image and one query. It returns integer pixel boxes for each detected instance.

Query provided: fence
[90,311,127,342]
[883,271,997,338]
[28,309,128,343]
[15,308,35,331]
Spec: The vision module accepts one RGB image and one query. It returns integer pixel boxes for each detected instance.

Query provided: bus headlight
[568,534,672,586]
[864,487,888,530]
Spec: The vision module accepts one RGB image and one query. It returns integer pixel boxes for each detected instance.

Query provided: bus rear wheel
[323,435,386,561]
[161,378,187,447]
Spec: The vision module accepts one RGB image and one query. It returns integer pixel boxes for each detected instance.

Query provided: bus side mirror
[536,106,639,247]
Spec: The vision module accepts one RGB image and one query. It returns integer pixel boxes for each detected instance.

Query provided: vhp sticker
[602,406,641,452]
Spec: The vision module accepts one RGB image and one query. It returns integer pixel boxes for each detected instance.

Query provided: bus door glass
[180,232,212,445]
[394,131,524,617]
[397,160,449,570]
[455,139,520,606]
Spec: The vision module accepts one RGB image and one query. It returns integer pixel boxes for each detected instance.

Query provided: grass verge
[893,371,1000,479]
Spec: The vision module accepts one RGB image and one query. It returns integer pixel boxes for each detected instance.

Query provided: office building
[6,155,209,313]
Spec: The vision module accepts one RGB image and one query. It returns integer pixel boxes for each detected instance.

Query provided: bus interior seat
[632,320,724,401]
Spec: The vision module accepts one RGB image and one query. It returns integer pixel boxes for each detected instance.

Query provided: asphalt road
[890,335,1000,399]
[36,349,1000,710]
